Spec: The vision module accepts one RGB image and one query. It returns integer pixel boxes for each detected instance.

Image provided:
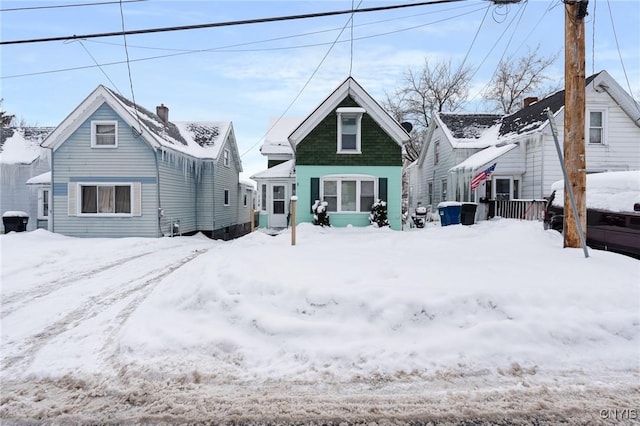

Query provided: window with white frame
[336,107,364,153]
[321,176,376,213]
[434,141,440,165]
[91,121,117,147]
[441,179,447,202]
[427,182,433,205]
[80,184,131,214]
[243,192,248,207]
[261,184,267,211]
[223,148,230,167]
[38,189,49,219]
[588,110,606,144]
[224,189,230,206]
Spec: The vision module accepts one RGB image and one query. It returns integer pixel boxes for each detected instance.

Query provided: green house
[291,77,409,230]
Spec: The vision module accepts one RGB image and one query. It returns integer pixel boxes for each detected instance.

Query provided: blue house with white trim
[41,85,251,239]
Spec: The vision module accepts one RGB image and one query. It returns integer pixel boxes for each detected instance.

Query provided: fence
[491,199,547,221]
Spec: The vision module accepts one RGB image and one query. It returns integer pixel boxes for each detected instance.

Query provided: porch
[486,199,546,221]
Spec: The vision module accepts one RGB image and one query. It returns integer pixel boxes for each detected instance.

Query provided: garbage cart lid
[437,201,462,208]
[2,211,29,218]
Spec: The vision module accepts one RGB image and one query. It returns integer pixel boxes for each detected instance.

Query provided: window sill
[336,150,361,154]
[91,145,118,149]
[77,213,133,217]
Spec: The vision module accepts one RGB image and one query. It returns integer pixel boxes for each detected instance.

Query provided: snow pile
[551,170,640,212]
[1,221,638,422]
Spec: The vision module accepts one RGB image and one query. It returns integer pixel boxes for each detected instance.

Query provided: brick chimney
[156,104,169,122]
[523,97,538,108]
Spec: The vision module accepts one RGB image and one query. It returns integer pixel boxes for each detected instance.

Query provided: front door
[270,184,288,228]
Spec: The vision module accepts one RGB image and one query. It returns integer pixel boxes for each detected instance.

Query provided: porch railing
[491,199,547,221]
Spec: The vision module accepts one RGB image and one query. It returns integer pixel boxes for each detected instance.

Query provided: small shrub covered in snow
[370,199,389,227]
[312,200,330,226]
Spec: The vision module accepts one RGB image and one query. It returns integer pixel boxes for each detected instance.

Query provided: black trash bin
[460,202,478,225]
[2,211,29,233]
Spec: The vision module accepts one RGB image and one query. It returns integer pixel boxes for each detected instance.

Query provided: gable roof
[260,117,301,156]
[438,113,503,148]
[288,77,410,149]
[0,127,54,165]
[497,70,640,137]
[250,159,295,180]
[41,85,234,161]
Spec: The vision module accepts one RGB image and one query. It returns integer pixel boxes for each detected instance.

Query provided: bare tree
[484,46,559,114]
[0,99,15,127]
[384,57,473,163]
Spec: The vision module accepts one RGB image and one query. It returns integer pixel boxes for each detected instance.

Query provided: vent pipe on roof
[523,97,538,108]
[156,104,169,122]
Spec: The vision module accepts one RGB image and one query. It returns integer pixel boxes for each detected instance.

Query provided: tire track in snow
[0,248,208,376]
[1,244,188,319]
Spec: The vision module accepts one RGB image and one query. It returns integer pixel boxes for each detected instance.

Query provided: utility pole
[563,0,588,248]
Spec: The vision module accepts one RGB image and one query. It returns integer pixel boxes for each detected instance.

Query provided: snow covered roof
[260,117,301,156]
[42,85,234,161]
[499,72,600,137]
[551,170,640,213]
[250,159,295,180]
[436,113,502,149]
[26,171,51,185]
[0,127,54,164]
[450,143,518,172]
[289,77,410,148]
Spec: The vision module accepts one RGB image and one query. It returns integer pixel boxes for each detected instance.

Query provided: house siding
[296,165,402,230]
[157,153,198,236]
[196,162,215,231]
[296,97,402,167]
[212,138,241,238]
[51,103,159,238]
[1,154,50,232]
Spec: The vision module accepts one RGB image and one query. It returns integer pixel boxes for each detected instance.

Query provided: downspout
[154,149,162,237]
[212,160,215,234]
[50,147,54,233]
[539,132,545,199]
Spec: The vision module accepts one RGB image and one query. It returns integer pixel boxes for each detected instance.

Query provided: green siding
[296,96,402,167]
[296,165,402,230]
[268,159,287,168]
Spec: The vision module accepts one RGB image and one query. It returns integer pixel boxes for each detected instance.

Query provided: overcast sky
[2,0,639,180]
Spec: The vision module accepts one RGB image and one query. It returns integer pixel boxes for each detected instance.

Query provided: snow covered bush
[312,200,330,227]
[370,199,389,227]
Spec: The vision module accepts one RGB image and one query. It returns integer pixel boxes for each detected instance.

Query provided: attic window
[336,107,365,154]
[223,148,230,167]
[91,121,117,148]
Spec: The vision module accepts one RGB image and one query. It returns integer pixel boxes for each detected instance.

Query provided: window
[80,184,131,214]
[261,185,267,211]
[321,177,376,213]
[273,185,285,214]
[38,189,49,219]
[224,189,230,206]
[495,178,511,201]
[223,149,230,167]
[427,182,433,205]
[336,107,364,153]
[91,121,117,147]
[434,141,440,165]
[441,180,447,202]
[588,110,605,144]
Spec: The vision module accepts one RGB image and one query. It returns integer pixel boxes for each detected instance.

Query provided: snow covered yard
[1,220,638,425]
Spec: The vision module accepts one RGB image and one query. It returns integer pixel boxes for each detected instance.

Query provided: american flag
[471,163,496,191]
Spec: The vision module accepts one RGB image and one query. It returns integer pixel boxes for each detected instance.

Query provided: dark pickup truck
[543,190,640,259]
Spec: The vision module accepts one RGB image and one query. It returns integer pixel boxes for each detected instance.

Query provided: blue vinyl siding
[213,138,241,231]
[157,154,198,235]
[51,103,159,237]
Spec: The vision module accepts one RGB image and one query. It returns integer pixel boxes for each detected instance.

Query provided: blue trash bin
[437,202,462,226]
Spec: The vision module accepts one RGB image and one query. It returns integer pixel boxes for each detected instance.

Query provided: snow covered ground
[1,220,638,424]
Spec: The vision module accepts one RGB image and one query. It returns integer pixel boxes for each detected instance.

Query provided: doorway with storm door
[270,184,288,229]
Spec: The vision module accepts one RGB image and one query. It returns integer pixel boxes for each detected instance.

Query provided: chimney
[156,104,169,122]
[523,97,538,108]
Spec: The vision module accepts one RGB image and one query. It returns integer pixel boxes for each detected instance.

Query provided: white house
[0,127,54,232]
[415,70,640,221]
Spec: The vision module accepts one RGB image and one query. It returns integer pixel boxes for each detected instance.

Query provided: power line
[1,0,468,45]
[2,6,487,80]
[0,0,146,12]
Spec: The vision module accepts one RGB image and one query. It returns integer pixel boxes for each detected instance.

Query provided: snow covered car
[543,171,640,259]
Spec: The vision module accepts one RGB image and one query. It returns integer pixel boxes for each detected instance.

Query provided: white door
[270,184,288,228]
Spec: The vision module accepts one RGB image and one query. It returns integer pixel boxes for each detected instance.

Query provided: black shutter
[378,177,388,202]
[311,178,319,212]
